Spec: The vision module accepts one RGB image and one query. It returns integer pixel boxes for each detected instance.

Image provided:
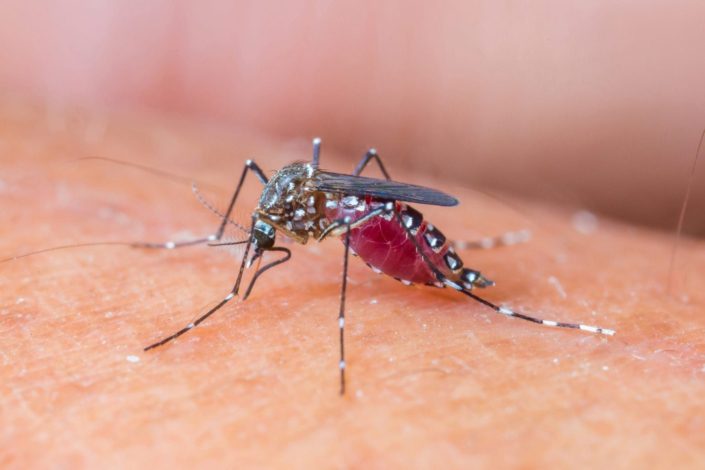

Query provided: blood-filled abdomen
[325,197,489,288]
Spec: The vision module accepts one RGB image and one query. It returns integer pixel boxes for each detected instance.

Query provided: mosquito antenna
[667,125,705,294]
[191,183,251,234]
[76,156,225,193]
[0,241,141,264]
[311,137,322,168]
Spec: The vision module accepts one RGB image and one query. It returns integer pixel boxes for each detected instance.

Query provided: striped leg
[135,159,268,250]
[143,216,258,351]
[311,137,322,168]
[459,290,615,335]
[143,225,293,351]
[0,161,268,264]
[353,148,392,180]
[390,211,616,336]
[353,148,530,253]
[242,247,291,300]
[338,223,352,395]
[1,159,268,264]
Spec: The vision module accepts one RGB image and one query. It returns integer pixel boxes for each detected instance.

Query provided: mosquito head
[252,219,276,251]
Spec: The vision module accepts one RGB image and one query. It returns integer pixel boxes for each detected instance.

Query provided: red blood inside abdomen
[326,201,449,284]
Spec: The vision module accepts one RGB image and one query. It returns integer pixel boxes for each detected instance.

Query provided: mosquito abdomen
[326,198,489,288]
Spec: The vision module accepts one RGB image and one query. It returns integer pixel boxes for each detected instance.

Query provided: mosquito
[4,138,615,395]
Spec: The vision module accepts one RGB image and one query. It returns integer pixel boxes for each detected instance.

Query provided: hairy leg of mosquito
[353,148,392,180]
[143,217,258,351]
[390,210,615,336]
[337,224,352,395]
[311,137,322,168]
[352,150,529,253]
[318,205,391,242]
[0,157,268,263]
[311,138,350,393]
[242,247,292,300]
[143,156,288,350]
[72,157,259,249]
[172,159,267,247]
[110,159,267,251]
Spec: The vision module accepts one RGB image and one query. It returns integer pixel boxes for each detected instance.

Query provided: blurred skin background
[1,1,704,234]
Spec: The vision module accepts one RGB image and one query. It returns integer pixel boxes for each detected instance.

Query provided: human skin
[1,103,705,468]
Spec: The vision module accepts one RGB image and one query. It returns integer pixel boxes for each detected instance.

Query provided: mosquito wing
[315,171,459,206]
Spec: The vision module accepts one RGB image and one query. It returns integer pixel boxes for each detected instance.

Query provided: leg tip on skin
[479,278,495,288]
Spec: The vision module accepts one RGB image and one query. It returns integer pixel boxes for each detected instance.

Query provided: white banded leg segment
[463,292,616,337]
[138,159,267,254]
[353,147,392,180]
[337,224,352,395]
[498,306,514,316]
[443,278,464,291]
[143,288,241,351]
[388,207,614,339]
[388,207,616,338]
[580,324,616,336]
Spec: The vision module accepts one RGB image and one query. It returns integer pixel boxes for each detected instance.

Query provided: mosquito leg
[390,210,616,336]
[318,204,392,242]
[352,148,392,180]
[311,137,322,168]
[135,159,268,250]
[452,229,532,251]
[143,217,258,350]
[311,139,390,180]
[458,290,615,335]
[338,223,352,395]
[2,160,268,263]
[242,247,292,300]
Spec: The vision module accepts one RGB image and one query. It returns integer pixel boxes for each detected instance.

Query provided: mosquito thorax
[255,162,334,243]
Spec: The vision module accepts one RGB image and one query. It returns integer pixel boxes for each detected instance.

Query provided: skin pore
[1,104,704,468]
